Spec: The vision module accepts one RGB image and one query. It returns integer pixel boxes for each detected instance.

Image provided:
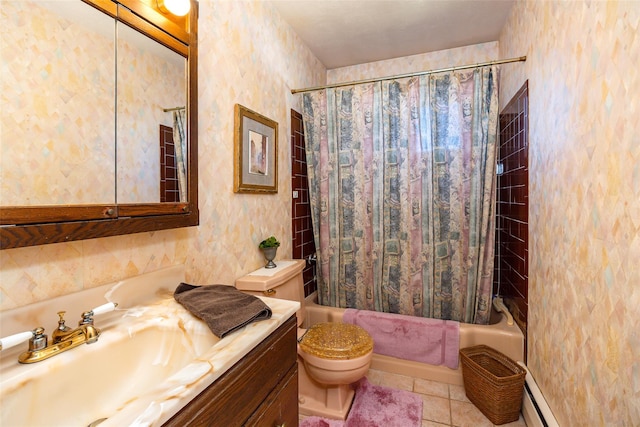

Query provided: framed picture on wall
[233,104,278,193]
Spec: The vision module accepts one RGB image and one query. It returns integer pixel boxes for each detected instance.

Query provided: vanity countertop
[110,295,298,426]
[0,266,300,427]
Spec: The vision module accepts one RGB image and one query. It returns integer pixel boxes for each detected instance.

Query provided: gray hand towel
[174,283,272,338]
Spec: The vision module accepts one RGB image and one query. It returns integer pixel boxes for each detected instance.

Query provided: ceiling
[266,0,516,69]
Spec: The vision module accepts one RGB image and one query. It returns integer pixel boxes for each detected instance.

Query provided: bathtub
[302,294,524,386]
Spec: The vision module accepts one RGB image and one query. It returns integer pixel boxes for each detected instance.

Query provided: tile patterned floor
[366,369,527,427]
[300,368,527,427]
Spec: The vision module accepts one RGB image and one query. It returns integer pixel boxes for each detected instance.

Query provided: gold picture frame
[233,104,278,193]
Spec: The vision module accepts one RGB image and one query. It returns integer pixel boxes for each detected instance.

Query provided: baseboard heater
[518,362,559,427]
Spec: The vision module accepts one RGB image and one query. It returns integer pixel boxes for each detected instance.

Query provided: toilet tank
[235,259,306,326]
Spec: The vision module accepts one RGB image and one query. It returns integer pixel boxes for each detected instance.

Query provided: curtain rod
[163,106,185,112]
[291,56,526,94]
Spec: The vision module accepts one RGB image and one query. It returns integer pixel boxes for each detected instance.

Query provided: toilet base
[297,359,356,420]
[298,383,355,420]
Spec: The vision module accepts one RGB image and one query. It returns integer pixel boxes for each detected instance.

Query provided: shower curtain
[301,67,498,324]
[173,109,188,202]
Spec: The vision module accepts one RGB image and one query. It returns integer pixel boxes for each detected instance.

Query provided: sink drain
[87,418,107,427]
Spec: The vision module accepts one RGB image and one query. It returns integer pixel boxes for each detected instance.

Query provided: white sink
[1,309,220,427]
[0,265,299,427]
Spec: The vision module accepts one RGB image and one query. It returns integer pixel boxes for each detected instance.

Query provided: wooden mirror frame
[0,0,199,250]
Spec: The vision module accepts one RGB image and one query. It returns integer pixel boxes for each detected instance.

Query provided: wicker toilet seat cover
[299,322,373,360]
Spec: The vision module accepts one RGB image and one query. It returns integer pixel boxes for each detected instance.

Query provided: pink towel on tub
[343,309,460,369]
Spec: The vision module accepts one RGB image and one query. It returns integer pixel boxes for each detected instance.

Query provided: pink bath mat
[299,416,344,427]
[299,377,423,427]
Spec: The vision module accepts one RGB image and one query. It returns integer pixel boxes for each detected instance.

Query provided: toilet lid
[299,322,373,360]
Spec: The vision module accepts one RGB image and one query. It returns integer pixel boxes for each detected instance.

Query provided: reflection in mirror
[116,24,187,203]
[0,1,116,206]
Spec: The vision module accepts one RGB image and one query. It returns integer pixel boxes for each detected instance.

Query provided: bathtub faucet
[306,253,317,265]
[492,296,514,326]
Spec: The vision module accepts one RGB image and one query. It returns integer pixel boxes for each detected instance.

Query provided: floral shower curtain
[301,67,498,324]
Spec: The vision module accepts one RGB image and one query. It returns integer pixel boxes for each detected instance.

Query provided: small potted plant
[258,236,280,268]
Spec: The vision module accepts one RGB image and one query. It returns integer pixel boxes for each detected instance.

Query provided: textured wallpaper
[1,2,116,206]
[0,0,326,309]
[499,1,640,425]
[327,41,498,84]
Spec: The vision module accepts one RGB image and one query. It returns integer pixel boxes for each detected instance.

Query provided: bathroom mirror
[0,0,199,249]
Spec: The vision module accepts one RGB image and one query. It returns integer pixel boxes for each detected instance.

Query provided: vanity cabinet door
[245,365,298,427]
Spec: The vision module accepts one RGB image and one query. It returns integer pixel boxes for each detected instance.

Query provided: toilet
[235,259,373,420]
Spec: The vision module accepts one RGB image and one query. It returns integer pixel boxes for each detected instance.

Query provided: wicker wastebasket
[460,345,526,425]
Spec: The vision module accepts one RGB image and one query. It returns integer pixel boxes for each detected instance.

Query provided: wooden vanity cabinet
[163,315,298,427]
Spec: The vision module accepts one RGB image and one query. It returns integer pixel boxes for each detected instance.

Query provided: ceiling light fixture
[157,0,191,17]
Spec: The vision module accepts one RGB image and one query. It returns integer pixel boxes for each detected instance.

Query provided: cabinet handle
[274,424,285,427]
[263,289,276,296]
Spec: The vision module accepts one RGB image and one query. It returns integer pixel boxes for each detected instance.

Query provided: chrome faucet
[0,302,117,364]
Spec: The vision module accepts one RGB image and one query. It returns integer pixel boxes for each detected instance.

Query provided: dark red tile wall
[291,109,317,297]
[494,81,529,356]
[159,124,179,203]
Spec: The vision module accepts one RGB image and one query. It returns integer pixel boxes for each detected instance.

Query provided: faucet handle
[57,311,71,332]
[80,302,118,325]
[0,328,47,352]
[91,302,118,316]
[29,327,48,351]
[0,330,35,351]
